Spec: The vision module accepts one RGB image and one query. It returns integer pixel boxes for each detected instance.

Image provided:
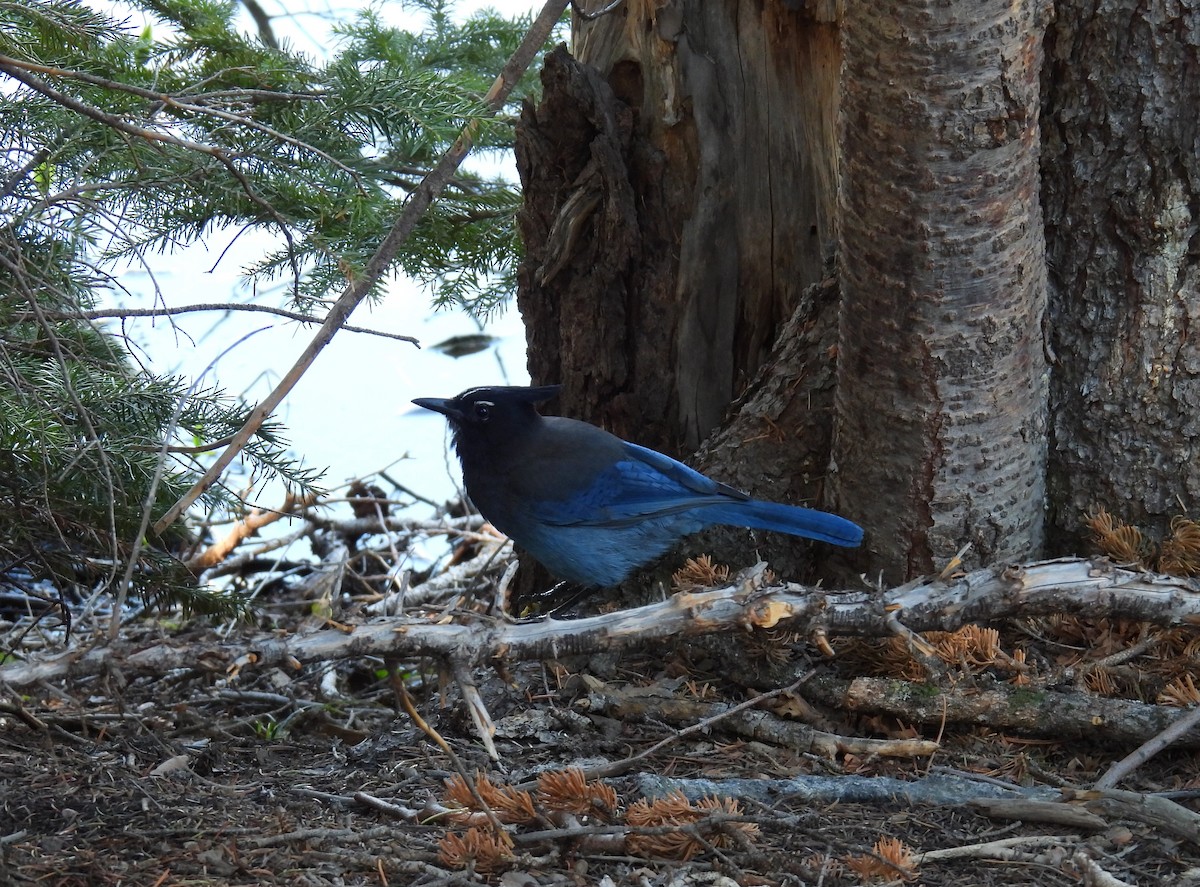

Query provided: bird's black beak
[413,397,464,422]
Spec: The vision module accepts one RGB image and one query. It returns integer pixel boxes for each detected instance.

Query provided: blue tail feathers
[701,499,864,547]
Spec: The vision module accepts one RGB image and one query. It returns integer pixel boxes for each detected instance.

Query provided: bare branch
[37,302,420,346]
[571,0,625,22]
[1094,705,1200,790]
[237,0,280,49]
[6,557,1199,706]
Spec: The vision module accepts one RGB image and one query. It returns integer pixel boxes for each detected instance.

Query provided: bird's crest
[457,385,561,405]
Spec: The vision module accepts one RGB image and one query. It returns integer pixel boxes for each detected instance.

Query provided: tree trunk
[829,0,1052,584]
[513,0,1196,590]
[1041,0,1200,552]
[517,2,841,455]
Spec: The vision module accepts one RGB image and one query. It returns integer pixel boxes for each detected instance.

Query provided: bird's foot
[510,580,592,620]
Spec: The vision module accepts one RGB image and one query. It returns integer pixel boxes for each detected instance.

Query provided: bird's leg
[538,581,595,617]
[510,580,592,621]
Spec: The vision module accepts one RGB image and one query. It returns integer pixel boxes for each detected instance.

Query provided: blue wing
[532,442,746,528]
[531,442,863,547]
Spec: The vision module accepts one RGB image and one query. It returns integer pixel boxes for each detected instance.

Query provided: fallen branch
[587,682,938,759]
[802,674,1200,747]
[186,492,316,571]
[916,833,1074,863]
[1094,704,1200,789]
[967,798,1108,831]
[636,772,1060,806]
[4,557,1198,698]
[1062,787,1200,846]
[1073,851,1137,887]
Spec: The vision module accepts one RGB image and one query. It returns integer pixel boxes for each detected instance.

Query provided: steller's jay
[413,385,863,587]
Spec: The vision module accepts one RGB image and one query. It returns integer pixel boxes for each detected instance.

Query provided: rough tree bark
[516,1,841,454]
[512,1,847,588]
[513,0,1197,588]
[829,0,1052,584]
[1041,0,1200,551]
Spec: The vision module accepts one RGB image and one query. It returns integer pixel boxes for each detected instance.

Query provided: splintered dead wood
[4,558,1198,687]
[4,556,1197,688]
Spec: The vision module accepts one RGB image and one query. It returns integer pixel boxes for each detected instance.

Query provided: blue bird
[413,385,863,587]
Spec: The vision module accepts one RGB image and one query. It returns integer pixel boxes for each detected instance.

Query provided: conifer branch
[0,53,305,295]
[2,0,549,616]
[151,0,571,535]
[0,55,228,156]
[0,55,363,188]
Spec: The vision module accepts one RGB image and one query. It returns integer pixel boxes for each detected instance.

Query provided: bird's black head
[413,385,560,453]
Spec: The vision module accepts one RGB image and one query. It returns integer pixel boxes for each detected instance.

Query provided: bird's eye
[473,402,491,421]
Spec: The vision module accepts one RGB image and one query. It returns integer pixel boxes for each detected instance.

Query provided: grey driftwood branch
[3,557,1196,693]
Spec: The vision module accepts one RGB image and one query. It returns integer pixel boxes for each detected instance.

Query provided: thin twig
[35,302,420,346]
[112,378,193,640]
[1095,704,1200,790]
[387,659,505,833]
[12,266,123,617]
[582,670,819,781]
[0,56,231,156]
[451,660,500,761]
[0,53,361,185]
[0,55,304,297]
[571,0,626,21]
